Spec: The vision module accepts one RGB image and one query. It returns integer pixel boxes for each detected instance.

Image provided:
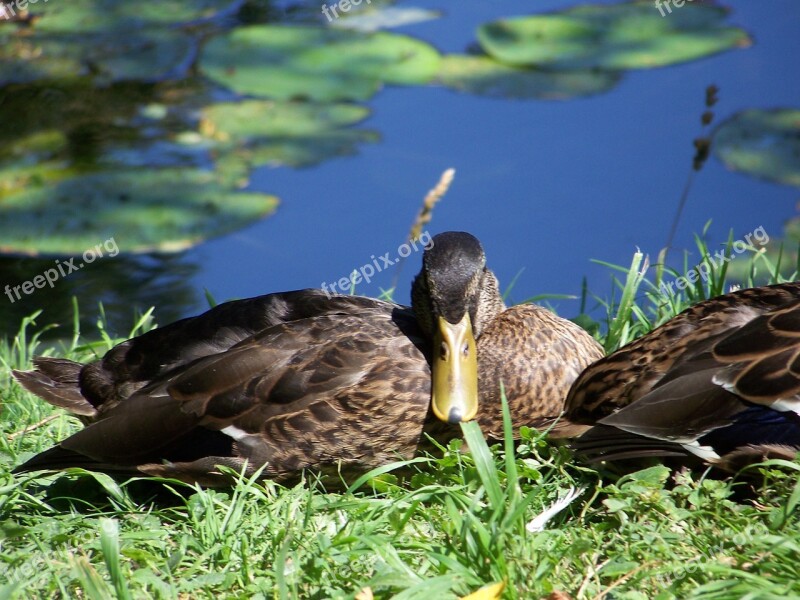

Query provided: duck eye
[440,342,449,360]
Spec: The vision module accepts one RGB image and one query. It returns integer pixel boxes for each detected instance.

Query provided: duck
[12,231,603,486]
[564,280,800,472]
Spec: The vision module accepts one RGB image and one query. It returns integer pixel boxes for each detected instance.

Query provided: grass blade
[100,518,133,600]
[461,421,502,511]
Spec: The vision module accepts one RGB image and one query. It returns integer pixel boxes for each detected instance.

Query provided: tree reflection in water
[0,252,200,340]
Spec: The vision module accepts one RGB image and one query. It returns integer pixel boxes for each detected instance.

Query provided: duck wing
[14,292,432,484]
[567,282,800,467]
[82,290,403,413]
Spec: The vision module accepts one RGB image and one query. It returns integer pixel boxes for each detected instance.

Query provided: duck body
[13,232,602,486]
[567,281,800,471]
[16,292,434,485]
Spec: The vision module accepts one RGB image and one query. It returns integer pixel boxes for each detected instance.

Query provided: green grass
[1,238,799,599]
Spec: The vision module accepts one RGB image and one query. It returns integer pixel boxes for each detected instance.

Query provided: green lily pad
[1,130,68,162]
[0,29,196,84]
[477,1,751,70]
[713,108,800,187]
[0,160,80,198]
[0,81,373,213]
[0,81,158,144]
[200,25,441,101]
[0,0,236,84]
[213,126,381,186]
[200,100,378,180]
[0,81,206,194]
[0,35,86,85]
[785,216,800,241]
[30,0,237,32]
[436,54,621,100]
[201,101,372,138]
[0,169,278,255]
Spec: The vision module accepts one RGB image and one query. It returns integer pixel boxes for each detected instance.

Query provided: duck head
[412,232,506,424]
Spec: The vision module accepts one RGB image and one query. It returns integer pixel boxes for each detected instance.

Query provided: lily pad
[0,169,278,255]
[30,0,238,32]
[477,1,750,70]
[213,126,381,186]
[0,160,79,198]
[0,81,207,194]
[0,0,237,84]
[0,35,86,85]
[200,25,441,101]
[0,81,160,144]
[200,100,378,180]
[436,54,621,100]
[0,29,197,84]
[713,108,800,187]
[201,101,371,139]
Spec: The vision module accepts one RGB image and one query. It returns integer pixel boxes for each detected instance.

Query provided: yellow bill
[431,313,478,424]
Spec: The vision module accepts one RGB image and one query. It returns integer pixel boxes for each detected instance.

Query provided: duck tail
[12,357,97,418]
[571,424,693,463]
[12,445,136,476]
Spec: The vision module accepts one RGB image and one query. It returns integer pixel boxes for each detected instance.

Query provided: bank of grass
[1,238,799,600]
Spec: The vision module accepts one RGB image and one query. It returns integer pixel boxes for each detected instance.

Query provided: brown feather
[13,358,95,418]
[567,281,800,471]
[13,233,602,486]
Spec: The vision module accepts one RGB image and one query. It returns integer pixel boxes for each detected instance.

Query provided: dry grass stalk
[408,167,455,243]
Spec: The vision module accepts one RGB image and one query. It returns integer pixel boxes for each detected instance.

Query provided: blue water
[1,0,798,336]
[190,0,799,317]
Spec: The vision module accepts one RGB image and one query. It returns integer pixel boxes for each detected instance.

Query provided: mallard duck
[564,281,800,471]
[12,232,603,486]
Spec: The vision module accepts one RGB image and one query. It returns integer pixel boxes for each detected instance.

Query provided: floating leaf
[201,101,371,140]
[713,108,800,187]
[437,54,621,100]
[200,100,378,180]
[0,168,278,255]
[212,129,380,186]
[0,160,79,198]
[2,30,195,83]
[477,1,750,70]
[0,35,86,85]
[0,0,237,84]
[88,31,197,82]
[0,81,159,144]
[0,81,207,194]
[30,0,237,32]
[200,25,441,101]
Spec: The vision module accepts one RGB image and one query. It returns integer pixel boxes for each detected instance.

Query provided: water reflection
[1,0,797,340]
[0,79,207,164]
[0,253,200,339]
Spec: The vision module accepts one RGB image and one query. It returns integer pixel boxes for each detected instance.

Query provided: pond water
[1,0,798,338]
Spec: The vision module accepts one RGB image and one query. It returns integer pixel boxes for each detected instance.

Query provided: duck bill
[431,314,478,424]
